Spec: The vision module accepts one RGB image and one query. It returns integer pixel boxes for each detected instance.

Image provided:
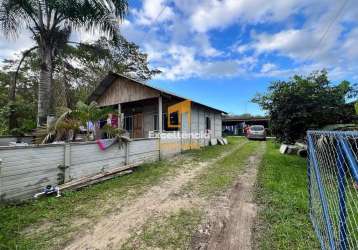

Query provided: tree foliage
[0,59,37,135]
[253,70,357,143]
[0,0,128,124]
[60,35,161,104]
[0,35,160,135]
[35,101,113,144]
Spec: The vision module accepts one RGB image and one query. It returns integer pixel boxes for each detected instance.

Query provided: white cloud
[193,33,222,57]
[254,29,315,59]
[251,25,341,63]
[130,0,358,80]
[132,0,174,26]
[260,63,277,73]
[2,0,358,81]
[0,30,34,62]
[342,28,358,61]
[153,44,256,80]
[189,0,309,33]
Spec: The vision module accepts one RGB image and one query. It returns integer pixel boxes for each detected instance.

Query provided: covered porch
[114,95,182,139]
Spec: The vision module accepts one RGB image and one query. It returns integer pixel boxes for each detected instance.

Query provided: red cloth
[96,138,117,150]
[111,115,118,128]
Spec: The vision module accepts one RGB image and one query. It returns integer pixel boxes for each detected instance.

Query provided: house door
[133,113,143,138]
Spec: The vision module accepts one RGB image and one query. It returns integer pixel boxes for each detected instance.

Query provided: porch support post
[158,95,163,133]
[118,103,123,129]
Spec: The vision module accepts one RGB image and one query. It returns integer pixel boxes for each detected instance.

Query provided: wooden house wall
[96,78,159,106]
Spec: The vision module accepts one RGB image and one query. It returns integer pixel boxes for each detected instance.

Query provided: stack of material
[279,142,307,157]
[59,162,142,191]
[210,138,228,146]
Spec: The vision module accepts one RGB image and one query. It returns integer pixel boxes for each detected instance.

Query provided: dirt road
[205,142,266,250]
[64,141,248,250]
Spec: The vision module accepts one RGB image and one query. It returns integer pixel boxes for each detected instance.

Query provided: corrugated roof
[88,72,227,114]
[222,115,269,122]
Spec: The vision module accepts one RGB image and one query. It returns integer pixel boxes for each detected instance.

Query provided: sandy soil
[63,142,246,250]
[192,142,266,250]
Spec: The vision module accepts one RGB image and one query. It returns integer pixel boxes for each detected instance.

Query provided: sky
[1,0,358,115]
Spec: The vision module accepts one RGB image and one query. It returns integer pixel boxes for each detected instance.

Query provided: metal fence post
[308,134,336,250]
[308,131,358,250]
[307,145,313,216]
[339,138,358,183]
[337,141,348,250]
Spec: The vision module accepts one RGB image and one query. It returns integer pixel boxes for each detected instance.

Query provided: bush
[253,70,357,143]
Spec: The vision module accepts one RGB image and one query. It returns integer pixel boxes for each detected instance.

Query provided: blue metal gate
[307,131,358,250]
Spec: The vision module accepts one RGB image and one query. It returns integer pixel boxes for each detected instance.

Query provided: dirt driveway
[196,143,266,250]
[63,140,265,250]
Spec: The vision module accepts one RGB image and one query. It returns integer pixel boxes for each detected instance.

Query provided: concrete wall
[0,136,33,146]
[0,139,159,202]
[159,132,182,158]
[0,145,65,200]
[0,107,222,202]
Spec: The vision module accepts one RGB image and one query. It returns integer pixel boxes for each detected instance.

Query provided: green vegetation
[0,140,239,249]
[0,161,176,249]
[0,33,161,136]
[184,136,244,161]
[1,138,322,249]
[121,209,202,250]
[253,70,357,142]
[187,140,261,197]
[0,0,129,124]
[254,141,319,249]
[35,101,123,144]
[122,137,257,249]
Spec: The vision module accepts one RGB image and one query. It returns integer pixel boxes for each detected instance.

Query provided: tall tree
[60,35,161,104]
[253,70,357,143]
[0,0,128,125]
[0,35,160,135]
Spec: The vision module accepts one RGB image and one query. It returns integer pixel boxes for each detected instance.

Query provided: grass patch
[121,137,261,249]
[0,138,240,249]
[0,160,180,249]
[120,137,257,250]
[254,141,320,250]
[185,140,261,197]
[121,209,202,250]
[183,136,244,162]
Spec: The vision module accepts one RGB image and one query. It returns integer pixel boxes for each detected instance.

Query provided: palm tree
[74,101,113,139]
[35,101,121,144]
[0,0,128,125]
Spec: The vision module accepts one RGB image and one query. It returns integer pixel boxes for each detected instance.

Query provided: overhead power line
[142,4,169,41]
[305,0,350,63]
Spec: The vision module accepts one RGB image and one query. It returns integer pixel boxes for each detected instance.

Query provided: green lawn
[254,141,320,250]
[0,138,321,250]
[0,137,243,250]
[122,138,261,249]
[184,140,259,197]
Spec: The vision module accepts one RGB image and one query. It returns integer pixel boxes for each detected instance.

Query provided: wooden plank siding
[96,78,159,107]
